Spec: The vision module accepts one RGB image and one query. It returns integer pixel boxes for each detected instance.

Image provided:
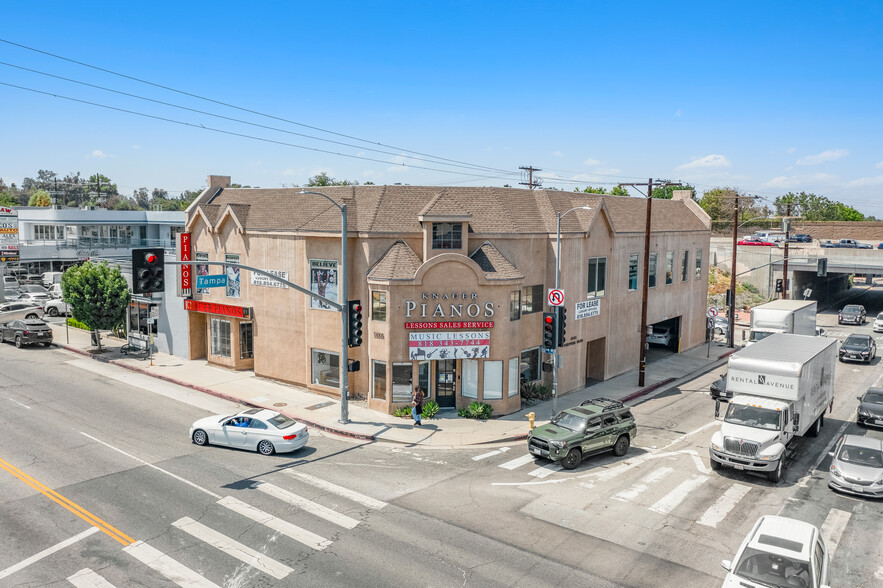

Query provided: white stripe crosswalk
[649,475,709,515]
[820,508,851,558]
[283,470,388,509]
[124,541,221,588]
[218,496,331,551]
[613,467,673,503]
[255,481,361,529]
[498,454,535,470]
[697,484,751,528]
[67,568,116,588]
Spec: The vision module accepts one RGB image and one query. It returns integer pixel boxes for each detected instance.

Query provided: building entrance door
[436,359,456,407]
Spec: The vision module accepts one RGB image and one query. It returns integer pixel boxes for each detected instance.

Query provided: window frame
[521,284,543,315]
[648,252,658,288]
[587,257,607,298]
[431,222,463,250]
[210,318,231,358]
[371,291,387,322]
[391,362,413,402]
[628,254,639,291]
[311,348,340,390]
[372,360,387,399]
[508,357,519,397]
[520,347,540,383]
[483,360,503,400]
[665,251,674,285]
[695,248,703,280]
[681,250,689,282]
[239,321,253,359]
[509,290,522,321]
[462,359,478,398]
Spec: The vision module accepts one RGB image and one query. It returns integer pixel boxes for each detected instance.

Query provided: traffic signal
[557,306,567,347]
[725,288,732,307]
[775,278,783,293]
[132,248,165,294]
[542,312,558,351]
[817,257,827,277]
[347,359,361,372]
[347,300,363,347]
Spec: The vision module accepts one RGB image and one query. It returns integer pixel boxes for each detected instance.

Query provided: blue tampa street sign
[196,274,227,289]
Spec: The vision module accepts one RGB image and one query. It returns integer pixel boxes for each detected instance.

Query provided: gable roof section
[367,240,423,281]
[469,242,524,280]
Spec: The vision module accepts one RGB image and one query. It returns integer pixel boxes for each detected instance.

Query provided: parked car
[827,434,883,498]
[190,408,309,455]
[646,326,674,346]
[0,318,53,348]
[527,397,636,469]
[710,373,730,400]
[43,298,71,317]
[19,284,48,294]
[15,292,51,305]
[838,304,866,325]
[2,287,23,302]
[721,515,829,588]
[713,315,729,336]
[48,283,62,299]
[23,274,43,285]
[788,234,812,243]
[737,238,777,247]
[873,312,883,333]
[41,271,63,288]
[3,275,19,291]
[856,387,883,428]
[0,301,44,321]
[839,334,876,363]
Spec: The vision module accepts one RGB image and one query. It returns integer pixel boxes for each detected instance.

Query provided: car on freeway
[856,387,883,427]
[710,373,730,400]
[190,408,309,455]
[838,334,876,363]
[646,326,673,346]
[721,515,829,588]
[787,234,812,243]
[0,319,53,348]
[873,312,883,333]
[0,301,44,321]
[737,238,777,247]
[527,397,636,470]
[43,298,71,317]
[838,304,866,325]
[827,434,883,498]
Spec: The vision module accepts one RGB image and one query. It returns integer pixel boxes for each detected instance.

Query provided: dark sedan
[839,334,876,363]
[838,304,866,325]
[0,319,53,348]
[857,388,883,428]
[710,373,730,400]
[788,234,812,243]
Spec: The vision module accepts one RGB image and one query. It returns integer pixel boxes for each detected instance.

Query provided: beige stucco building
[183,176,711,416]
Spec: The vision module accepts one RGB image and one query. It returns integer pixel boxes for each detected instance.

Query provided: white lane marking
[124,540,220,587]
[80,432,221,499]
[688,451,711,475]
[218,496,331,551]
[8,398,31,409]
[613,467,673,503]
[697,483,752,528]
[67,568,117,587]
[0,527,99,580]
[283,471,387,510]
[498,454,536,470]
[491,478,568,486]
[528,463,563,478]
[795,415,853,490]
[172,517,293,580]
[819,508,851,558]
[649,475,709,515]
[255,481,360,529]
[875,566,883,581]
[657,421,720,453]
[472,447,510,461]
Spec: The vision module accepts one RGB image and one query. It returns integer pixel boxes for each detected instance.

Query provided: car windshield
[877,313,883,320]
[734,547,811,588]
[864,391,883,404]
[844,336,867,346]
[268,414,298,429]
[724,403,781,431]
[843,305,861,313]
[838,444,883,468]
[550,412,587,433]
[749,330,774,343]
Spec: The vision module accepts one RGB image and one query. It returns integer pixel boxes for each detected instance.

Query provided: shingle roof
[469,242,524,280]
[367,240,423,281]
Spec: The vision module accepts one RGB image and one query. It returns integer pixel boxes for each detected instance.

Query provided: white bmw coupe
[190,408,309,455]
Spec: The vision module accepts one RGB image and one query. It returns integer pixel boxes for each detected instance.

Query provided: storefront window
[372,291,387,321]
[509,290,521,321]
[129,300,158,336]
[521,284,543,315]
[432,222,462,249]
[695,248,703,279]
[372,360,387,399]
[225,254,241,298]
[520,348,540,383]
[392,363,412,402]
[628,254,638,291]
[665,251,674,285]
[195,252,210,295]
[508,358,519,397]
[483,361,503,400]
[587,257,606,297]
[240,322,253,359]
[648,253,658,288]
[418,361,431,399]
[681,250,689,282]
[312,349,340,389]
[211,319,231,358]
[462,359,478,398]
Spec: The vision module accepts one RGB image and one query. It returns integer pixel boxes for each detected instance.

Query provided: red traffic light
[145,253,157,264]
[352,304,362,312]
[544,315,554,324]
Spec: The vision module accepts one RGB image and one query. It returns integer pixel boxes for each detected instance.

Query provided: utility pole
[617,178,681,386]
[782,202,791,299]
[722,193,757,347]
[519,166,542,190]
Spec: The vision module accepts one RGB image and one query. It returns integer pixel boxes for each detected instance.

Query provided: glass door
[435,359,456,407]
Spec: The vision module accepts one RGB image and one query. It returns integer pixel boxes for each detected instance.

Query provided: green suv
[527,397,636,469]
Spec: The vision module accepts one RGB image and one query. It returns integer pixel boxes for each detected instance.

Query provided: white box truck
[745,299,817,346]
[709,333,836,483]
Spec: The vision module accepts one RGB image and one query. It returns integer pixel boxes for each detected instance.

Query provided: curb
[620,377,677,403]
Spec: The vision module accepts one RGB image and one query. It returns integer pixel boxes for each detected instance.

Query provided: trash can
[90,331,100,346]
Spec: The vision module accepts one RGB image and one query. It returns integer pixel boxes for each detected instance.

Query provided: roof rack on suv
[579,397,625,412]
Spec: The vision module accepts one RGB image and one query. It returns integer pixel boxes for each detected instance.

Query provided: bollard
[526,412,536,430]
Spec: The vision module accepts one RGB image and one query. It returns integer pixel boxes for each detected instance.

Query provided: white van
[42,272,63,288]
[754,231,787,243]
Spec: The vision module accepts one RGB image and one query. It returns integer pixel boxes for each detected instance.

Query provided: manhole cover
[273,402,287,407]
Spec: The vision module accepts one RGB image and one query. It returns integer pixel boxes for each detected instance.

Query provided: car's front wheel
[192,429,209,446]
[48,307,59,317]
[561,448,582,470]
[613,435,630,457]
[768,459,783,483]
[257,440,275,455]
[14,336,22,348]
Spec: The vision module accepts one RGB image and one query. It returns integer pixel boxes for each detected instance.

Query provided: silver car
[828,434,883,498]
[0,301,45,321]
[189,408,309,455]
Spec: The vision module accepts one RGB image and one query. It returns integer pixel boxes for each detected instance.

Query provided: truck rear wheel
[767,459,783,483]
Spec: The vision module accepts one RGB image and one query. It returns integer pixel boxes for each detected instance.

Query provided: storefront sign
[251,269,289,288]
[404,291,494,319]
[179,232,192,297]
[1,207,21,263]
[405,321,494,330]
[409,331,490,360]
[184,299,252,319]
[575,298,601,320]
[309,259,338,310]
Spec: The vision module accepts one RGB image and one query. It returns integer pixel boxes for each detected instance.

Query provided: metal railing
[17,237,174,249]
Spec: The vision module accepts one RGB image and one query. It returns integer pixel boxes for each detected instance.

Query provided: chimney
[207,175,231,189]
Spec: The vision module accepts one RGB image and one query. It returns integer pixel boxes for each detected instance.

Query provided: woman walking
[412,386,425,426]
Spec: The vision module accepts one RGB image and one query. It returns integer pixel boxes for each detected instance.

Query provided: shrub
[457,401,493,419]
[521,382,552,402]
[393,406,412,417]
[742,282,759,294]
[66,317,90,330]
[421,400,440,419]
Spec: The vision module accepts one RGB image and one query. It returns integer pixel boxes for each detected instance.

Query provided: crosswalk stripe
[124,540,220,587]
[528,463,563,478]
[697,483,751,528]
[649,475,709,515]
[472,447,510,461]
[283,471,387,509]
[498,454,535,470]
[0,527,99,581]
[613,467,673,503]
[172,517,293,580]
[218,496,331,551]
[820,508,851,558]
[67,568,117,587]
[256,481,360,529]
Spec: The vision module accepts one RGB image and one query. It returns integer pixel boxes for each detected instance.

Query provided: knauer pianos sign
[184,299,252,319]
[404,291,494,319]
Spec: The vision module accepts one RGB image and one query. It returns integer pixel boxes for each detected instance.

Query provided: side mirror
[857,396,862,401]
[792,414,800,426]
[721,560,732,572]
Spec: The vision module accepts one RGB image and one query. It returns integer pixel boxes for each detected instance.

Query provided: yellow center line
[0,457,135,546]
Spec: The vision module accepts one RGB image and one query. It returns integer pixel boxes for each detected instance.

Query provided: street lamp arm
[299,190,343,211]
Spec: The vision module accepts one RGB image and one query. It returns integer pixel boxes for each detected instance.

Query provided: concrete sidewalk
[48,322,736,448]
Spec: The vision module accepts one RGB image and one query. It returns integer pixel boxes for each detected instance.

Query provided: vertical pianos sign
[178,232,193,297]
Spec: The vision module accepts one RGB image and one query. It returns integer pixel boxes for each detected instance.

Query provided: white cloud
[676,154,732,170]
[583,158,601,167]
[786,147,797,154]
[875,161,883,169]
[765,176,796,188]
[551,150,563,157]
[765,173,838,189]
[848,175,883,187]
[796,149,849,166]
[88,149,109,159]
[130,144,141,150]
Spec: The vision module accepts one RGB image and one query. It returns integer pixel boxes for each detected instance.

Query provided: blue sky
[2,1,882,217]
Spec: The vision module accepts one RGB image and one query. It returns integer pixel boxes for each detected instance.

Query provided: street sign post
[548,288,565,307]
[707,307,718,318]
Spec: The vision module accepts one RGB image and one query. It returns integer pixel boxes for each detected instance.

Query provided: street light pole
[300,191,349,424]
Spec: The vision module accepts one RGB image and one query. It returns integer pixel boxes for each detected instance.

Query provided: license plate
[852,485,864,493]
[734,464,744,470]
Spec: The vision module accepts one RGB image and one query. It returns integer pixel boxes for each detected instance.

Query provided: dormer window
[432,222,462,250]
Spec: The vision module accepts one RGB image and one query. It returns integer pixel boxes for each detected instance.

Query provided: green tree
[578,186,608,194]
[87,173,118,204]
[774,191,864,221]
[61,261,130,350]
[0,192,17,207]
[306,172,359,186]
[651,184,696,199]
[610,185,629,196]
[28,189,52,207]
